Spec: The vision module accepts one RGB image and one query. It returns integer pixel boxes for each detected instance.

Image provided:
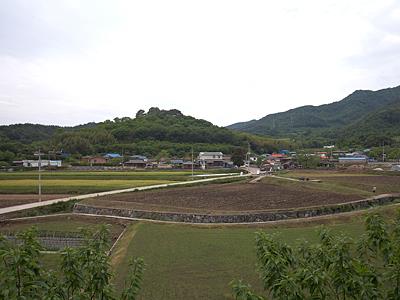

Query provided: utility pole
[122,148,125,169]
[191,146,194,179]
[246,142,251,167]
[34,149,43,202]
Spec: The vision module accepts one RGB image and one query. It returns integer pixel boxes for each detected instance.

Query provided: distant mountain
[0,108,293,163]
[228,85,400,147]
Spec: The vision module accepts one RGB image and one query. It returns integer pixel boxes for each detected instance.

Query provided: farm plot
[281,169,400,194]
[0,214,133,274]
[0,194,70,209]
[320,175,400,194]
[0,169,235,181]
[0,170,236,195]
[81,177,363,214]
[0,179,175,194]
[0,214,129,240]
[110,203,400,300]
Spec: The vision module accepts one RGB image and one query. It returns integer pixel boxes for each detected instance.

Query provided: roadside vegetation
[232,211,400,299]
[0,225,144,299]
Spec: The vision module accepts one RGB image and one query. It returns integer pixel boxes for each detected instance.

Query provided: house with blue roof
[103,153,122,159]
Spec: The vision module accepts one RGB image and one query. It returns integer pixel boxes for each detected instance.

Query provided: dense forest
[228,85,400,149]
[0,108,293,166]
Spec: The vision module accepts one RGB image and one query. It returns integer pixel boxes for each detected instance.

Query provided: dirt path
[110,223,142,268]
[0,174,250,216]
[0,194,70,209]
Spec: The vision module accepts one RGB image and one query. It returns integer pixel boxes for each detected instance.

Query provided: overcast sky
[1,0,399,127]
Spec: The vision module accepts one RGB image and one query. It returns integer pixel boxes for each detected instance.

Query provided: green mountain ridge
[228,85,400,147]
[0,108,293,164]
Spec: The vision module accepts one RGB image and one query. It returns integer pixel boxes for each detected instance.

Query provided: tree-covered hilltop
[228,85,400,148]
[0,108,294,165]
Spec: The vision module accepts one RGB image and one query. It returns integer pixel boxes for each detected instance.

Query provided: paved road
[242,166,261,175]
[0,173,251,216]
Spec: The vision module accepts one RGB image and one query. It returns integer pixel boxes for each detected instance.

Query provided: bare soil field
[81,180,362,214]
[322,176,400,194]
[282,170,400,194]
[0,194,70,209]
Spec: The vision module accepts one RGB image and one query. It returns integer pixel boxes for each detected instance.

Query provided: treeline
[0,108,295,166]
[228,85,400,150]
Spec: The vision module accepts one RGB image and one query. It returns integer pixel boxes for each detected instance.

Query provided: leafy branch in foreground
[232,211,400,300]
[0,225,145,300]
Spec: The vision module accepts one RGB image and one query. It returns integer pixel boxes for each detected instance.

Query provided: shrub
[231,211,400,299]
[0,225,144,299]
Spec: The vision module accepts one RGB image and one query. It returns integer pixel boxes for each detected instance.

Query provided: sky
[1,0,400,127]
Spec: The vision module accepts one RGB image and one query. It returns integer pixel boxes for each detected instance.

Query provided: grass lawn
[109,205,400,300]
[0,179,175,194]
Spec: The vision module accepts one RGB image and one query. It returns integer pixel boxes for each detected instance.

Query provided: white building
[198,152,223,160]
[22,160,62,168]
[198,152,224,169]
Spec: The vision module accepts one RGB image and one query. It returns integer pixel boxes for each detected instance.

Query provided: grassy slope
[110,204,400,300]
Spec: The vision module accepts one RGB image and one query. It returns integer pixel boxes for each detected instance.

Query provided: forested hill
[0,108,293,163]
[227,85,400,147]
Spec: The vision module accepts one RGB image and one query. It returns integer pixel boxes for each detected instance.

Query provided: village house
[130,155,148,161]
[182,161,199,169]
[157,162,173,169]
[103,153,122,159]
[124,159,147,168]
[20,160,62,168]
[170,159,184,168]
[198,152,224,169]
[338,153,369,165]
[81,156,107,165]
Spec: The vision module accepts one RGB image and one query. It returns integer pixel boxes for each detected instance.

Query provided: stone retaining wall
[73,194,400,224]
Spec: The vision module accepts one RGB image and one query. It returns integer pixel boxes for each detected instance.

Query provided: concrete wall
[73,194,400,224]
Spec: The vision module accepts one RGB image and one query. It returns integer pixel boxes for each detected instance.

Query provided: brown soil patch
[0,194,70,209]
[81,181,362,214]
[322,176,400,194]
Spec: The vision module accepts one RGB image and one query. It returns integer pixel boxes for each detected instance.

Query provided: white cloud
[0,0,399,126]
